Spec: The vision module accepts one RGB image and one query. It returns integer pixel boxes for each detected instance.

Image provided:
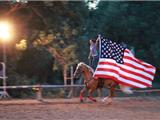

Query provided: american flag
[94,37,156,88]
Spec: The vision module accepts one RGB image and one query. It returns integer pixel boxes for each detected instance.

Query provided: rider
[88,36,100,70]
[88,35,102,97]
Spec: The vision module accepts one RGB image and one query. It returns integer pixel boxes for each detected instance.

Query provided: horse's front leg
[87,80,98,102]
[88,89,97,102]
[79,87,86,102]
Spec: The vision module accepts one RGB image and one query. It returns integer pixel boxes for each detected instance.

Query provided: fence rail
[0,85,85,89]
[0,84,85,100]
[0,84,160,100]
[0,84,160,92]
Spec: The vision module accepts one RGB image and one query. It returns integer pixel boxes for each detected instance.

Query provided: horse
[73,62,133,104]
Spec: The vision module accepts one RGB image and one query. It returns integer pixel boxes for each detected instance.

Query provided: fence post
[33,85,43,101]
[37,87,42,101]
[63,65,67,86]
[67,66,74,98]
[71,66,74,86]
[0,62,10,99]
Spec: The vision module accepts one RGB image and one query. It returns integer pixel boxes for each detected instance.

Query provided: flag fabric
[93,37,156,88]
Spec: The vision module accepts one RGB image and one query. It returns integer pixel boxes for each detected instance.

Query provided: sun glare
[0,21,12,40]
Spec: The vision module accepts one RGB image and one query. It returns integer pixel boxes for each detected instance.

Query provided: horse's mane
[78,62,94,74]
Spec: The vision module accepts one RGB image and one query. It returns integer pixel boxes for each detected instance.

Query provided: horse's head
[73,62,84,79]
[73,62,94,79]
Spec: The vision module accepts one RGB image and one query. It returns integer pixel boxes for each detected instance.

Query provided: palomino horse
[74,62,133,103]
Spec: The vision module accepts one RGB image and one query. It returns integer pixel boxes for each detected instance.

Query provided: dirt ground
[0,97,160,120]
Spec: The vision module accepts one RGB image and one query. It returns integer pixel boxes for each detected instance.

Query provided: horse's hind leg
[102,86,115,104]
[102,81,116,104]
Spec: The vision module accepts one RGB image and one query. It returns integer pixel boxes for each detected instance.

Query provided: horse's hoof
[106,102,112,105]
[87,96,97,102]
[101,97,112,105]
[80,99,84,103]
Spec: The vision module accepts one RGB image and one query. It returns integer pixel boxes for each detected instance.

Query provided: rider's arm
[88,51,92,59]
[96,34,100,50]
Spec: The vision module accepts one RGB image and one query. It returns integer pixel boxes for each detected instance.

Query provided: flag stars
[100,38,125,64]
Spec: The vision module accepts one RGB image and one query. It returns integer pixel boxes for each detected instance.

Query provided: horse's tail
[119,84,133,94]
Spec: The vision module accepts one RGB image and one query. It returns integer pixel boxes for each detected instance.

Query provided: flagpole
[97,34,101,58]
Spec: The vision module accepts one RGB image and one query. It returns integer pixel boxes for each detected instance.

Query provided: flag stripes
[94,49,156,88]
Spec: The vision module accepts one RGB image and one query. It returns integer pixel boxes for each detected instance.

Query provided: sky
[85,0,101,10]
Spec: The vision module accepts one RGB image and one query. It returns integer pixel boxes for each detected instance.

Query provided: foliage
[16,47,54,84]
[0,1,160,95]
